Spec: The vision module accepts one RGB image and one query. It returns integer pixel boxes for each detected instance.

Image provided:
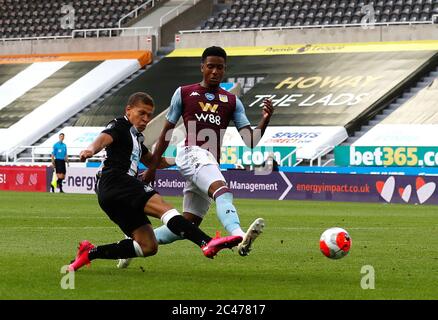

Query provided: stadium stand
[0,0,163,39]
[381,77,438,125]
[0,61,101,128]
[352,75,438,147]
[200,0,437,30]
[0,51,152,160]
[68,43,438,162]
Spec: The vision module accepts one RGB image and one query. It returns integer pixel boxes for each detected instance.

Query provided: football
[319,227,352,259]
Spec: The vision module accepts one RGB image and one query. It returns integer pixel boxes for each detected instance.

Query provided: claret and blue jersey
[166,83,251,160]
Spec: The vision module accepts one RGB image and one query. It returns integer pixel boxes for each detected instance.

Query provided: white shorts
[176,146,226,218]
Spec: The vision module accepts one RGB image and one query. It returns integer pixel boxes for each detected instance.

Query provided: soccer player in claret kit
[67,92,242,271]
[117,46,274,268]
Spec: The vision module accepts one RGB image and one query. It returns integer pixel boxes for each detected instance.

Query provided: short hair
[201,46,227,63]
[59,133,64,136]
[127,92,154,107]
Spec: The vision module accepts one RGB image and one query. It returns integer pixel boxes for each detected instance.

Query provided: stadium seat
[410,12,420,21]
[0,0,163,39]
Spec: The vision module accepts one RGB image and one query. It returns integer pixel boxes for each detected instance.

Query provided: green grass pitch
[0,191,437,300]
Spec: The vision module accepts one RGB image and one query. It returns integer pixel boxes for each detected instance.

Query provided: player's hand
[141,167,156,184]
[262,98,274,120]
[79,150,93,162]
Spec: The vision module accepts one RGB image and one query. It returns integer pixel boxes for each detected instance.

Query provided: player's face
[201,56,226,88]
[126,102,154,132]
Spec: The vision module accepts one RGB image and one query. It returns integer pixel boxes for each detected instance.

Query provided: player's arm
[236,97,274,148]
[142,88,182,182]
[145,120,176,171]
[79,133,113,162]
[141,150,176,169]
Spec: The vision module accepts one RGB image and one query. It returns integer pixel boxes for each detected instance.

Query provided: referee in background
[51,132,68,193]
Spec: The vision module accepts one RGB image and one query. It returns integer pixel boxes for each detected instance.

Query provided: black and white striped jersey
[101,116,148,177]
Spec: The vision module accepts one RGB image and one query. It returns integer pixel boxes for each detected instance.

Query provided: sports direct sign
[222,126,347,160]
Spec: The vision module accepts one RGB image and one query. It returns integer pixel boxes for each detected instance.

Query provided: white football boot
[237,218,265,256]
[117,257,132,269]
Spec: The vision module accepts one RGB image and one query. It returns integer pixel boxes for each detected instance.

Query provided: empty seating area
[0,0,150,39]
[201,0,438,30]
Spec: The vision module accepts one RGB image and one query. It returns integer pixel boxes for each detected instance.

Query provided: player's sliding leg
[149,203,241,259]
[154,224,183,244]
[153,187,208,245]
[116,234,134,269]
[70,195,242,271]
[145,208,241,259]
[120,210,205,268]
[118,224,182,269]
[71,214,242,271]
[146,194,241,259]
[69,237,146,271]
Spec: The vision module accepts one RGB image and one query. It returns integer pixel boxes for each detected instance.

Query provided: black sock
[166,215,212,247]
[88,239,137,260]
[57,179,63,191]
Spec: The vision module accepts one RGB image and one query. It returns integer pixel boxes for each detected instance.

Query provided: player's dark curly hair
[202,46,227,62]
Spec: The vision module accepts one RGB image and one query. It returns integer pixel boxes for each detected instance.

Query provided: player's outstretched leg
[68,238,144,271]
[213,187,245,237]
[117,234,133,269]
[154,225,183,244]
[159,209,242,259]
[118,225,184,268]
[237,218,265,256]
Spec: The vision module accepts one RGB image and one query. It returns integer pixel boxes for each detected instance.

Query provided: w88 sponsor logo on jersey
[195,113,222,125]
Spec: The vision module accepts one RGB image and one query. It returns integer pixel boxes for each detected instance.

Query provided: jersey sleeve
[166,87,183,124]
[233,97,251,130]
[101,119,120,143]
